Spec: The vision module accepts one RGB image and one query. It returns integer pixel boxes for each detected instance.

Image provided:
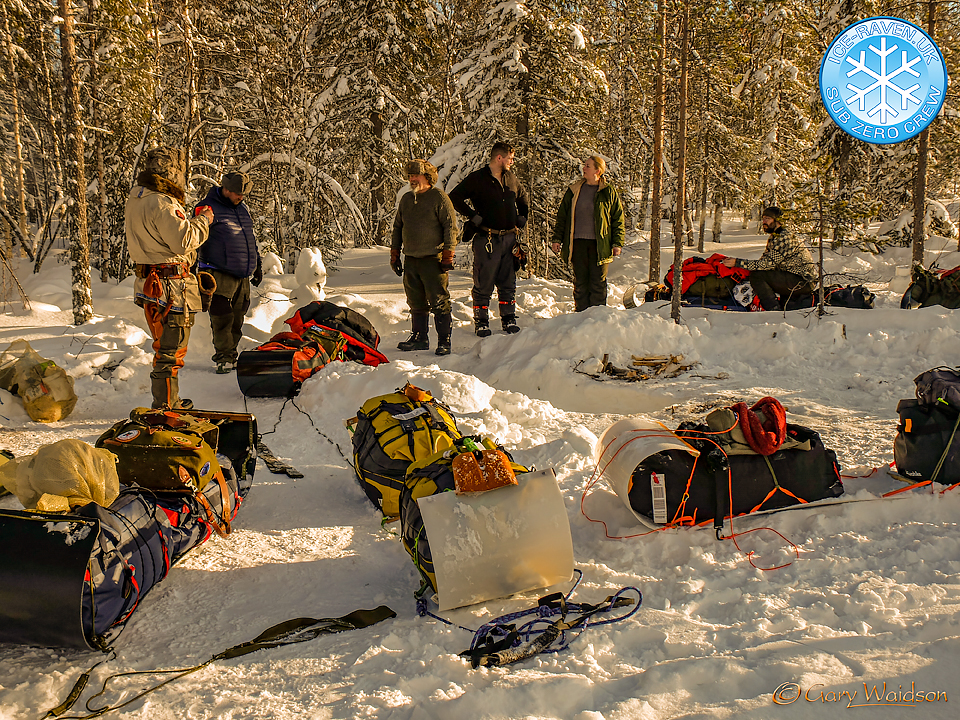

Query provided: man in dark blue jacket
[196,172,262,373]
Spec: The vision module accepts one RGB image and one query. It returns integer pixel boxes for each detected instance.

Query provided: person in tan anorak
[125,147,213,409]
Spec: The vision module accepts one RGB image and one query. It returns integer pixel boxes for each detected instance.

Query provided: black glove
[516,215,527,229]
[471,214,483,227]
[251,257,263,286]
[390,248,403,277]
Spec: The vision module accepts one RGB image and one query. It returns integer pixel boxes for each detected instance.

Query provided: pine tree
[436,0,607,277]
[307,0,444,247]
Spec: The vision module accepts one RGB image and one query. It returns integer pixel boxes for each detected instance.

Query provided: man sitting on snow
[722,207,816,311]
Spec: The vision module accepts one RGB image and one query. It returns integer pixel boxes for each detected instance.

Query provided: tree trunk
[649,0,666,283]
[0,152,8,265]
[712,199,722,243]
[370,110,386,246]
[912,1,937,266]
[2,8,28,252]
[638,151,652,233]
[671,1,689,324]
[58,0,92,325]
[183,1,197,190]
[33,17,66,272]
[89,24,109,283]
[817,175,826,317]
[697,77,710,252]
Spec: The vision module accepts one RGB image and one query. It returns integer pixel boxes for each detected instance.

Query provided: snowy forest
[0,0,958,323]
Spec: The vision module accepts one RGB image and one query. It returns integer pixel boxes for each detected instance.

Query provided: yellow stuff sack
[349,383,461,518]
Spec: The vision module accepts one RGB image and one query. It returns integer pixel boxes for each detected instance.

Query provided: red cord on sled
[584,420,802,570]
[840,462,895,479]
[581,427,691,539]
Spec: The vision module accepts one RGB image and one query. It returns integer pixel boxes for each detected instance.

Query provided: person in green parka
[551,156,625,311]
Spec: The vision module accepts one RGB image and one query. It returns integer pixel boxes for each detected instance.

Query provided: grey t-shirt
[573,184,599,240]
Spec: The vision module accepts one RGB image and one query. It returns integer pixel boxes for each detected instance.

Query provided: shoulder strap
[47,606,396,718]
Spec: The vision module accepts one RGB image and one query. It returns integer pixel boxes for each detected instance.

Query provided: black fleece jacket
[449,166,528,239]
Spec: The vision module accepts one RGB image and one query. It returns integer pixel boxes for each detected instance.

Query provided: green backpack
[96,408,222,493]
[905,264,960,309]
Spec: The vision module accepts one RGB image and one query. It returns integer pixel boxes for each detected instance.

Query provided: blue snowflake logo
[820,17,947,145]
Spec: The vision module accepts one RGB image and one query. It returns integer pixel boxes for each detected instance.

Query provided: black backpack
[894,367,960,484]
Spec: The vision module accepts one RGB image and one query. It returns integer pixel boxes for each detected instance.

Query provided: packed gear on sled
[0,409,257,651]
[237,300,388,398]
[348,383,461,518]
[894,367,960,485]
[593,401,844,530]
[0,339,78,422]
[901,264,960,309]
[97,408,223,494]
[407,468,573,611]
[665,254,750,295]
[643,257,874,311]
[400,436,529,596]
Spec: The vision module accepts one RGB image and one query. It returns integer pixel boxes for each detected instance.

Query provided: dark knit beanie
[222,172,253,195]
[404,159,438,187]
[144,147,185,186]
[762,206,783,220]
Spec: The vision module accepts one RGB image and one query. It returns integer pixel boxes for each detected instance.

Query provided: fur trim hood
[136,171,186,204]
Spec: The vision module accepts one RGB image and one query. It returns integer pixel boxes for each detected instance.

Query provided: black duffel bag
[628,424,844,527]
[894,399,960,484]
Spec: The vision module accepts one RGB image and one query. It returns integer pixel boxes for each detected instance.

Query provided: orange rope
[841,462,895,479]
[581,427,689,539]
[882,480,932,497]
[686,430,800,571]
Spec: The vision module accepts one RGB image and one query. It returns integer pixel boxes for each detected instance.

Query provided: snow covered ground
[2,218,960,719]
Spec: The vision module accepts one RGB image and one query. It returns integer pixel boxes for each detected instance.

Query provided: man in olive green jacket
[126,147,213,409]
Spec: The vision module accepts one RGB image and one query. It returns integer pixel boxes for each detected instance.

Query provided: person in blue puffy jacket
[196,172,262,374]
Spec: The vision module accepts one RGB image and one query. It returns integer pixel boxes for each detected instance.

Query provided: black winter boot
[398,313,430,351]
[500,301,520,334]
[473,305,492,338]
[435,312,453,356]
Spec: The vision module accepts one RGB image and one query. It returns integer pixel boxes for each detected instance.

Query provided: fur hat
[222,171,253,195]
[405,159,438,187]
[144,147,185,186]
[761,206,783,220]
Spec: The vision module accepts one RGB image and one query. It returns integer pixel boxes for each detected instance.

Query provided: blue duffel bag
[0,409,256,651]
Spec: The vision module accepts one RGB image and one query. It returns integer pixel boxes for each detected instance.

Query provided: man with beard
[391,159,459,356]
[196,172,262,373]
[449,141,528,336]
[126,146,213,409]
[722,207,816,311]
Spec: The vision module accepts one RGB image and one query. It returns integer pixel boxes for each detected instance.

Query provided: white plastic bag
[0,340,77,423]
[11,438,119,512]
